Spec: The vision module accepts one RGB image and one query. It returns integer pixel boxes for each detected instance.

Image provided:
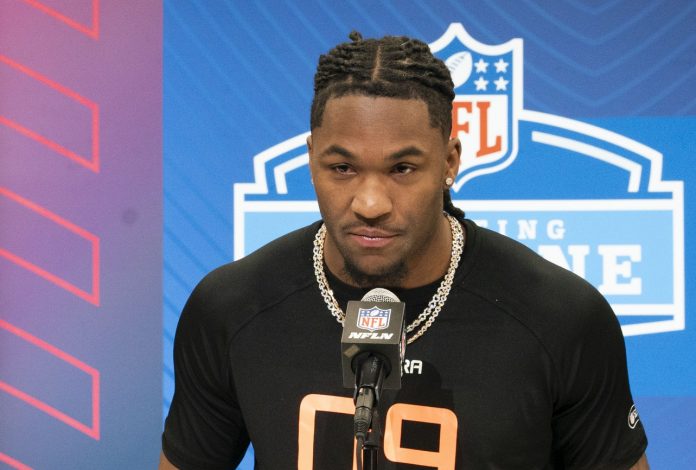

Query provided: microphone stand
[362,407,382,470]
[354,355,386,470]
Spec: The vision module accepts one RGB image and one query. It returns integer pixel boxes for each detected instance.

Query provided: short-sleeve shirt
[162,219,647,469]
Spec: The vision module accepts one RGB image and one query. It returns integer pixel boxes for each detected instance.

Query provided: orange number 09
[298,394,457,469]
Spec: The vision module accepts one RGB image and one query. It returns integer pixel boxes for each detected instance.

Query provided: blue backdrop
[163,2,695,468]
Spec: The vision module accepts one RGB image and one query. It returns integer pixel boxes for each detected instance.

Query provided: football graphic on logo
[446,50,473,88]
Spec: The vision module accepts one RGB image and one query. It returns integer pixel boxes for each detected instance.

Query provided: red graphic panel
[0,187,100,306]
[1,0,162,466]
[0,452,32,470]
[0,319,100,440]
[20,0,99,39]
[0,54,99,173]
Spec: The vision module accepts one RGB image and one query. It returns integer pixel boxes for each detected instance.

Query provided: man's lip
[347,227,399,238]
[347,229,399,248]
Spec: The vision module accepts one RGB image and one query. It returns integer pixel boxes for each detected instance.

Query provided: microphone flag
[341,288,406,389]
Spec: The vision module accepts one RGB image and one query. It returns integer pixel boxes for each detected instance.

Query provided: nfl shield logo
[357,307,391,332]
[430,23,522,190]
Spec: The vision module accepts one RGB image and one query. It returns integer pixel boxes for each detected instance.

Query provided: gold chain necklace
[312,214,464,344]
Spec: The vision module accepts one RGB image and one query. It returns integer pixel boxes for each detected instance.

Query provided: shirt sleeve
[551,289,647,469]
[162,274,250,470]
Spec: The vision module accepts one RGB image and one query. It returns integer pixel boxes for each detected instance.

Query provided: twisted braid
[311,31,454,134]
[310,31,465,221]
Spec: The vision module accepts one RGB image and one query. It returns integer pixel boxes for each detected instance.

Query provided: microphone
[341,288,406,442]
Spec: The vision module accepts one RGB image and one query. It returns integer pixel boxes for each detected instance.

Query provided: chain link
[313,225,344,324]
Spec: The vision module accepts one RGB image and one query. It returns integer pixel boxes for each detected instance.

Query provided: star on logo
[474,76,489,91]
[474,58,489,73]
[494,76,509,91]
[494,58,509,73]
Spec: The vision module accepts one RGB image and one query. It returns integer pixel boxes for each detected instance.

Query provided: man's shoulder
[181,222,321,331]
[466,220,596,295]
[462,220,617,343]
[210,221,319,283]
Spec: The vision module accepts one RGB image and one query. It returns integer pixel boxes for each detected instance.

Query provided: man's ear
[446,137,462,183]
[307,135,315,185]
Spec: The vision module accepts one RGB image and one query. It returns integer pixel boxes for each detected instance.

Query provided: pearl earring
[445,177,454,187]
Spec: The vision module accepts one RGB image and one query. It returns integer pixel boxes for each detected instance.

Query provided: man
[160,32,648,469]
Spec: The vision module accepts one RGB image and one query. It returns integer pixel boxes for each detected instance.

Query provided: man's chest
[229,312,556,469]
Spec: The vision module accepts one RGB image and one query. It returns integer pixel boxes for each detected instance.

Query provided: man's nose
[351,175,392,220]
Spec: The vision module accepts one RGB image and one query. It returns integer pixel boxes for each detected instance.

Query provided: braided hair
[310,31,465,221]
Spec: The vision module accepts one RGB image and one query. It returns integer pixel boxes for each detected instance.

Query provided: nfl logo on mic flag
[357,307,391,332]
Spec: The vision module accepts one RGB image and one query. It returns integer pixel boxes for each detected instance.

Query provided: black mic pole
[364,408,381,470]
[354,355,386,469]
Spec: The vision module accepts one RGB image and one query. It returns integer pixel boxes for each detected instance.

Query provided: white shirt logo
[628,404,640,429]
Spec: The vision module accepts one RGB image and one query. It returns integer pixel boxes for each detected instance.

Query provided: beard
[341,254,408,288]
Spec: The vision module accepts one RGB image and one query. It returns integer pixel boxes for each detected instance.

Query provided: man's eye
[393,164,415,175]
[332,164,353,175]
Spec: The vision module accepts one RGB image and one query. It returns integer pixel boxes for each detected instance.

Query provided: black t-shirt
[162,220,647,469]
